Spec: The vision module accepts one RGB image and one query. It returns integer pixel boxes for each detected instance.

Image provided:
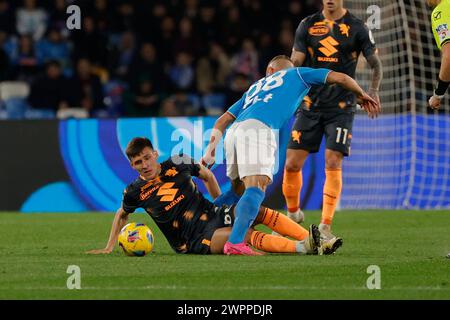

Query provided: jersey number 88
[243,70,287,109]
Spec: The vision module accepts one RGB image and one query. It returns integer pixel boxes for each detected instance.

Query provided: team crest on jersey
[308,25,329,36]
[436,24,449,41]
[165,167,179,177]
[291,130,302,144]
[339,24,350,37]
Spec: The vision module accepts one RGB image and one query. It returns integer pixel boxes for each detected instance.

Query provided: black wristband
[435,78,450,96]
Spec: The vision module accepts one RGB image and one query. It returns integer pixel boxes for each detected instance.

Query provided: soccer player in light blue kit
[202,55,379,255]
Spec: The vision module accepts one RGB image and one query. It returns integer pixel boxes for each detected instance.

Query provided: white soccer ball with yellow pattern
[118,223,154,256]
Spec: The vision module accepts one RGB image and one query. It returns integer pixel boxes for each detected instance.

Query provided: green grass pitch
[0,210,449,299]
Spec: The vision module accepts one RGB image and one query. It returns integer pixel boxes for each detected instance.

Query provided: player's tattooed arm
[366,53,383,106]
[197,164,221,200]
[87,208,129,254]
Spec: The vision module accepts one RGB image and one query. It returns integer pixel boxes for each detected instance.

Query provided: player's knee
[231,179,245,196]
[325,152,343,169]
[285,151,307,171]
[285,160,302,172]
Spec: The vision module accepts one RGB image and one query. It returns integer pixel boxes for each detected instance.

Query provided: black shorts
[287,109,355,156]
[188,205,235,254]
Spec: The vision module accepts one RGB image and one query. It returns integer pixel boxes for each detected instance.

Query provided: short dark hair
[125,137,154,160]
[268,55,293,65]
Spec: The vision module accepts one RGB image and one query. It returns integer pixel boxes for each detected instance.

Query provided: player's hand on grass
[358,92,380,119]
[86,248,113,255]
[428,95,441,110]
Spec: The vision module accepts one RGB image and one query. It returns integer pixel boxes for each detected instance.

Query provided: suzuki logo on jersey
[318,36,339,62]
[157,182,179,202]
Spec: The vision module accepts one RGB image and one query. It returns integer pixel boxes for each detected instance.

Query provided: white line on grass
[2,285,449,291]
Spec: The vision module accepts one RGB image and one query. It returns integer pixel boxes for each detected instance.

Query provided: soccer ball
[118,222,154,257]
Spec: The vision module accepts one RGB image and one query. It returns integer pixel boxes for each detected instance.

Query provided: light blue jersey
[227,67,331,129]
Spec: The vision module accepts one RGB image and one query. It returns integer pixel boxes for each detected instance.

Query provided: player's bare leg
[231,178,245,197]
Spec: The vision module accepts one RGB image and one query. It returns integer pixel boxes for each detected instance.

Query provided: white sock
[295,240,307,254]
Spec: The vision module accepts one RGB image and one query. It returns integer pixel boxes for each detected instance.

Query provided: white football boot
[318,237,343,255]
[318,223,336,241]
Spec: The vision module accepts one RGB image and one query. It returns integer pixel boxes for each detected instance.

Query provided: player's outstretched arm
[201,112,235,168]
[429,42,450,110]
[197,163,221,200]
[86,208,129,254]
[326,71,380,119]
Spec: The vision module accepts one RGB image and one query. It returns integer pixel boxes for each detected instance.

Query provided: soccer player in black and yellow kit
[282,0,383,240]
[88,137,343,256]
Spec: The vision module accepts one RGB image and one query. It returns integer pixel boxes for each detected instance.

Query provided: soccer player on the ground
[281,0,383,240]
[87,137,325,256]
[428,0,450,110]
[202,55,379,255]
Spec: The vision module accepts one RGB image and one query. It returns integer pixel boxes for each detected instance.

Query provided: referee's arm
[429,41,450,109]
[440,41,450,81]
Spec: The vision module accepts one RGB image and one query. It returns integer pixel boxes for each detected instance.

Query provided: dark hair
[268,55,293,65]
[125,137,154,160]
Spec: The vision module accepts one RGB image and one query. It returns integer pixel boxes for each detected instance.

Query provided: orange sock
[321,168,342,225]
[282,170,302,212]
[250,231,297,253]
[257,208,309,241]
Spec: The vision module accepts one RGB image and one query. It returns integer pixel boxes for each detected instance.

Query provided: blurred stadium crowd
[0,0,320,119]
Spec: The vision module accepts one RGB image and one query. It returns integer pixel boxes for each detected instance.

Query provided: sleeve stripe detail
[296,68,310,88]
[323,70,332,84]
[226,111,237,119]
[441,38,450,47]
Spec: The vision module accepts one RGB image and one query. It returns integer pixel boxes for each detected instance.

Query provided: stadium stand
[0,0,320,119]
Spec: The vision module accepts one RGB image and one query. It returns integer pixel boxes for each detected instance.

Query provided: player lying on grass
[87,137,340,256]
